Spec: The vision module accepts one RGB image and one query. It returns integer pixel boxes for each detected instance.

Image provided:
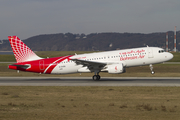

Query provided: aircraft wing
[71,59,107,72]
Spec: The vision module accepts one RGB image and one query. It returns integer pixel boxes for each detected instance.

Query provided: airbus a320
[8,36,173,80]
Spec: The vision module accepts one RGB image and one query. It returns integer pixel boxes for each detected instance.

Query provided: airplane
[8,36,173,80]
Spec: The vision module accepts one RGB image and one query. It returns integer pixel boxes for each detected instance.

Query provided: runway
[0,77,180,86]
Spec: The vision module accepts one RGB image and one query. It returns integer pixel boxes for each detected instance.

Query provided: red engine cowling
[107,64,126,74]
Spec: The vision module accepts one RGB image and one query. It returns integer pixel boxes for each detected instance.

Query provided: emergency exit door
[148,48,154,58]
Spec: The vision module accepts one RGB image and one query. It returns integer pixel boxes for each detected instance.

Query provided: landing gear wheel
[151,71,155,74]
[93,75,101,81]
[97,75,101,80]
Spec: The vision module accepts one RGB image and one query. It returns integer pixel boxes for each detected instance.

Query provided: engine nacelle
[107,64,126,74]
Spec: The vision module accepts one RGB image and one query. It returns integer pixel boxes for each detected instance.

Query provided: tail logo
[8,36,41,63]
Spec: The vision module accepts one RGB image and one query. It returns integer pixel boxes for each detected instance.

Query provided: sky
[0,0,180,40]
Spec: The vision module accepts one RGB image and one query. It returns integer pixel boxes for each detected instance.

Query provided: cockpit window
[159,50,165,53]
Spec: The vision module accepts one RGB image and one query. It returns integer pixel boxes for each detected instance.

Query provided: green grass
[0,55,16,62]
[0,86,180,120]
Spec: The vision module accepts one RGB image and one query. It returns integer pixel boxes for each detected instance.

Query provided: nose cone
[166,52,173,61]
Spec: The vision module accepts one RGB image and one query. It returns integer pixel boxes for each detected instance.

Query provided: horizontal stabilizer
[9,64,31,69]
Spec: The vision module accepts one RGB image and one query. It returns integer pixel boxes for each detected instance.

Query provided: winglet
[8,36,42,63]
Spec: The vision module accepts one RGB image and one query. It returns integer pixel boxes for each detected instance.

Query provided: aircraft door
[39,60,45,70]
[148,48,154,58]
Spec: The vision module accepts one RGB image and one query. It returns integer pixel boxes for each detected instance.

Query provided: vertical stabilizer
[8,36,42,63]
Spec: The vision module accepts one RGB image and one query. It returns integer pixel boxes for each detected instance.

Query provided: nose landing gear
[149,64,155,74]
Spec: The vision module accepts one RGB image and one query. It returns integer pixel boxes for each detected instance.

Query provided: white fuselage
[50,47,173,74]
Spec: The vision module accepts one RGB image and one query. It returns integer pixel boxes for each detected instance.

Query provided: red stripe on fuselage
[9,55,73,74]
[44,56,72,74]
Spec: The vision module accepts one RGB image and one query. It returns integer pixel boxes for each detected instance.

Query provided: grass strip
[0,86,180,120]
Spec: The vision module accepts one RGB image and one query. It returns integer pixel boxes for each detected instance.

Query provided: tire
[92,75,101,81]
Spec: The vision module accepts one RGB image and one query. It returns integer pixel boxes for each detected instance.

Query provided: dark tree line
[0,31,179,51]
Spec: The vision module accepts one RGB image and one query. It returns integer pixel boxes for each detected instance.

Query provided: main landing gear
[92,71,101,80]
[93,75,101,80]
[149,64,155,74]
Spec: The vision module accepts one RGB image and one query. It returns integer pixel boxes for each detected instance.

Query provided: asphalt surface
[0,77,180,86]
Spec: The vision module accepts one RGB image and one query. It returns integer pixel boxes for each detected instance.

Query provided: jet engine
[107,64,126,74]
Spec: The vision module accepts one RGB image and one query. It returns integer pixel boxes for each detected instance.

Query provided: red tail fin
[8,36,42,63]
